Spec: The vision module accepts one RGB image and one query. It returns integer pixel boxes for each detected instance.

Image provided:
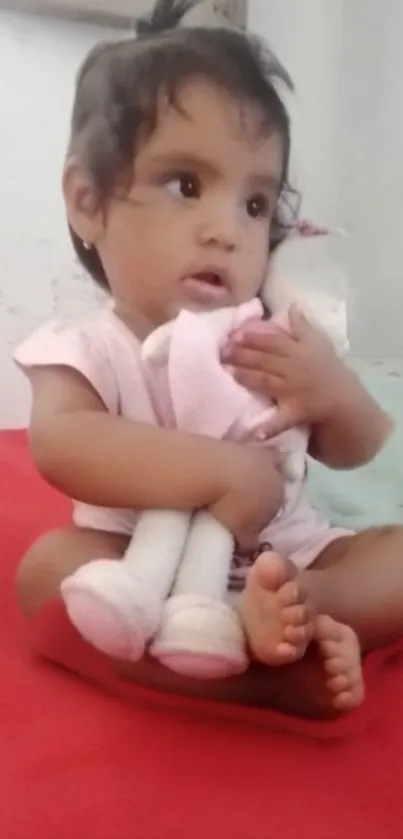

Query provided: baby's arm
[29,365,231,510]
[29,366,282,544]
[308,368,393,469]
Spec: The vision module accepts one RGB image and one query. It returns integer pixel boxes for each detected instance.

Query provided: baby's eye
[165,173,201,199]
[246,194,270,219]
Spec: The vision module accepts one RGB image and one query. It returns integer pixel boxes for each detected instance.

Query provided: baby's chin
[170,297,233,317]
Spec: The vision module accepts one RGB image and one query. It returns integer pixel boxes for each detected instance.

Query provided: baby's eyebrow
[147,151,218,177]
[146,152,281,193]
[247,173,281,194]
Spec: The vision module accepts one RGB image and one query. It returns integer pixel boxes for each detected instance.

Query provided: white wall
[0,11,119,428]
[248,0,403,359]
[1,4,403,428]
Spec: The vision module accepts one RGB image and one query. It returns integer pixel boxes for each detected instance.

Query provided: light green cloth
[308,366,403,530]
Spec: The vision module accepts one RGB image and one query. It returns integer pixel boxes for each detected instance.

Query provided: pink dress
[15,304,353,586]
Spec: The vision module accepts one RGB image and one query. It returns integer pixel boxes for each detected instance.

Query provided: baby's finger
[224,347,288,378]
[238,329,296,357]
[233,368,285,396]
[259,403,301,438]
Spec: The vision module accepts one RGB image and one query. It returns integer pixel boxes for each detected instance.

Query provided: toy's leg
[151,511,248,678]
[62,511,190,662]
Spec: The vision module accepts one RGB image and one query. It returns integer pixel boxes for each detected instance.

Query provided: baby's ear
[63,157,103,245]
[142,321,174,364]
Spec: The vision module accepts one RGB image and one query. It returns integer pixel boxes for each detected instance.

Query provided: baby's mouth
[191,271,224,288]
[181,268,230,304]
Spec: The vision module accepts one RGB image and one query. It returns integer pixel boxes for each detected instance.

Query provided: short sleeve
[14,317,119,413]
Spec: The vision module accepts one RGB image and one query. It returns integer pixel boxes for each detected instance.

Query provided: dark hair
[68,0,298,289]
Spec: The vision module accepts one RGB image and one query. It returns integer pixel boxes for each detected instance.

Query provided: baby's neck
[113,302,156,342]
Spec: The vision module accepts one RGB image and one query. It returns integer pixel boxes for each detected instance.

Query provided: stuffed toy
[61,226,349,679]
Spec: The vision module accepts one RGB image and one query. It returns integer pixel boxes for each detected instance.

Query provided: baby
[15,0,399,719]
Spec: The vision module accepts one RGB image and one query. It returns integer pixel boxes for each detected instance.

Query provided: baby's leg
[15,527,354,718]
[242,552,364,712]
[306,526,403,652]
[16,526,129,619]
[242,525,403,711]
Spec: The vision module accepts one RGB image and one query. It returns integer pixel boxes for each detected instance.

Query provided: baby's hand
[228,316,286,348]
[224,306,348,439]
[209,445,284,550]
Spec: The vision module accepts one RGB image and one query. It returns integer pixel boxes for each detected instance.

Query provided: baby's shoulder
[15,307,140,367]
[14,307,144,415]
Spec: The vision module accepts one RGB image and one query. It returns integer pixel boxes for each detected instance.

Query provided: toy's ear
[263,234,350,357]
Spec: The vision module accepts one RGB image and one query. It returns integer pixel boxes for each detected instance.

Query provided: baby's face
[85,80,284,338]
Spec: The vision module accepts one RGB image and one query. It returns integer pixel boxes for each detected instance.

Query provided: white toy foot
[150,595,248,679]
[61,559,162,661]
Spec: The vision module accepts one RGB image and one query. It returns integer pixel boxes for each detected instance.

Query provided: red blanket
[1,430,403,839]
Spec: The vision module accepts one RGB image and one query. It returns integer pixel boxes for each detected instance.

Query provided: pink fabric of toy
[143,298,300,454]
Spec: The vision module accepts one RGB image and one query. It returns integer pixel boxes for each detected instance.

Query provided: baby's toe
[315,614,343,642]
[251,552,295,593]
[275,642,302,663]
[327,672,351,695]
[277,580,304,608]
[333,674,365,710]
[324,653,351,678]
[282,602,312,627]
[333,691,358,711]
[283,623,311,646]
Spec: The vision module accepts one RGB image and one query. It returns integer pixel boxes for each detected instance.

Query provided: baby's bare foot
[242,551,314,665]
[315,615,364,711]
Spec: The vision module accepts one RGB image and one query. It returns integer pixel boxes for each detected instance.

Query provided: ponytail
[135,0,200,36]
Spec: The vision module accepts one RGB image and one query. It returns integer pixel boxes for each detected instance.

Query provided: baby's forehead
[138,82,285,181]
[156,80,282,142]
